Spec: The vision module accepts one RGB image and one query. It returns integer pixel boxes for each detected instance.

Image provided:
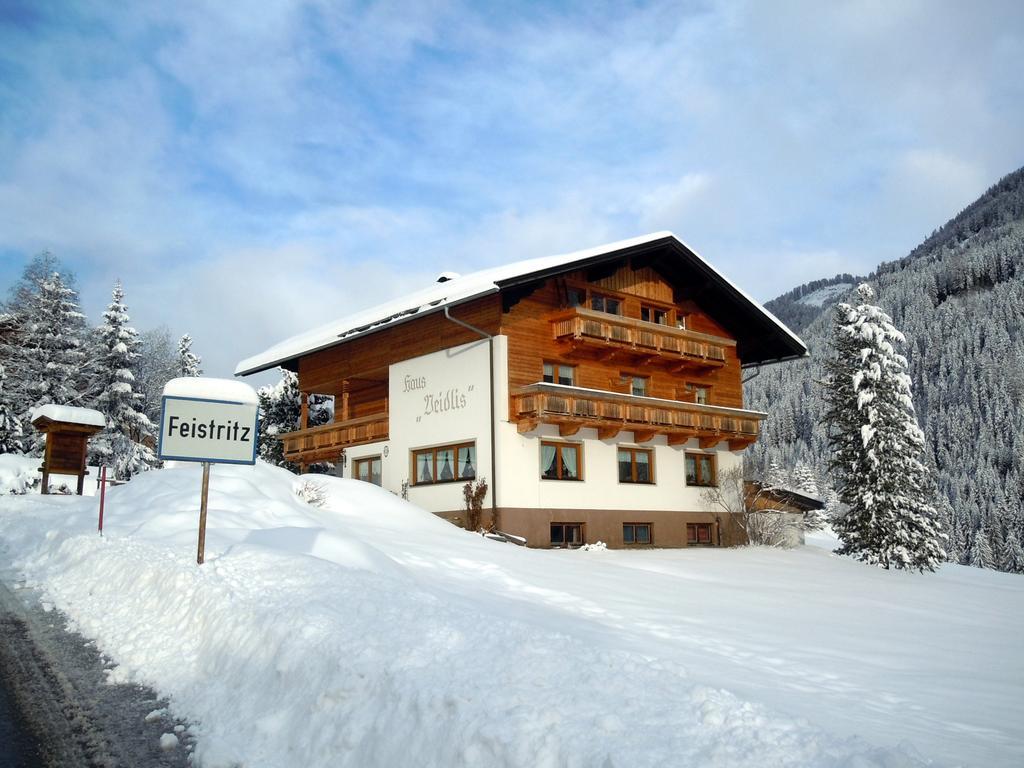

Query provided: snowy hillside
[795,282,853,307]
[747,166,1024,571]
[0,462,1021,767]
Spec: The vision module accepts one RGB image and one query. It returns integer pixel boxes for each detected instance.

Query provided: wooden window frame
[683,382,711,405]
[540,441,583,481]
[542,361,577,386]
[589,291,622,316]
[411,441,477,486]
[550,522,585,548]
[687,522,715,546]
[640,304,671,326]
[623,523,653,546]
[622,373,649,398]
[353,455,382,486]
[684,452,717,487]
[617,447,654,484]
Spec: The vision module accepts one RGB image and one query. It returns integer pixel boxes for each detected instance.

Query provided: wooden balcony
[512,383,761,450]
[280,412,389,465]
[551,307,731,369]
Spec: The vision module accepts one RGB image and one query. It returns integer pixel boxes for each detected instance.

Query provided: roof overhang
[235,232,807,376]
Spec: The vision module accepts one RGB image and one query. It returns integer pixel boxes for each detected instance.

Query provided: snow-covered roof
[235,232,808,376]
[30,404,106,428]
[164,377,259,406]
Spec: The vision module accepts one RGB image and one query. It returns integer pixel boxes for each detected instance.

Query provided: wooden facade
[281,260,763,466]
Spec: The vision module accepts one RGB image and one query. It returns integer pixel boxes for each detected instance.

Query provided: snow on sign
[158,377,259,465]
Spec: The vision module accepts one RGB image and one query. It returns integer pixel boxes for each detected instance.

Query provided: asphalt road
[0,575,194,768]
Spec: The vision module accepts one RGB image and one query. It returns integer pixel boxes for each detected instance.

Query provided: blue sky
[2,0,1023,380]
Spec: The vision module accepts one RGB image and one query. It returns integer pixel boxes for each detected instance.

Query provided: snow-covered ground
[0,461,1020,767]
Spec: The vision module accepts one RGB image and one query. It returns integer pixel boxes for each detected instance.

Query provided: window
[687,523,714,546]
[623,523,652,545]
[625,375,648,397]
[412,442,476,485]
[543,362,576,386]
[551,523,584,548]
[354,456,382,486]
[685,383,710,405]
[541,442,581,480]
[685,453,716,487]
[567,287,586,307]
[640,305,669,325]
[590,293,621,315]
[618,448,653,484]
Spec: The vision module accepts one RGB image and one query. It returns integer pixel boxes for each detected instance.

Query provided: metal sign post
[157,377,260,567]
[98,466,107,534]
[197,462,211,565]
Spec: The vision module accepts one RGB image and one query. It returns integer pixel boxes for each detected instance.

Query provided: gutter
[442,306,498,523]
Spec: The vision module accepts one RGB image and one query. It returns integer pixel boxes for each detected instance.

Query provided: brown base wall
[436,507,749,549]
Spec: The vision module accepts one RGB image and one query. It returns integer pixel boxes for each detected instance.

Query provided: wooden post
[77,437,88,495]
[98,466,107,534]
[299,392,309,430]
[197,462,211,565]
[341,380,350,422]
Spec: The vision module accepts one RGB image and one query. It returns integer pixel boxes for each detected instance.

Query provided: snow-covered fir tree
[0,362,24,454]
[177,333,203,377]
[967,526,996,569]
[823,284,946,571]
[792,462,819,496]
[5,267,91,453]
[135,327,179,426]
[1000,530,1024,574]
[764,459,788,489]
[91,281,156,479]
[257,369,300,470]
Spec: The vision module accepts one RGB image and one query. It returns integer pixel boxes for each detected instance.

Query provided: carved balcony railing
[512,383,761,449]
[550,307,731,368]
[280,412,389,464]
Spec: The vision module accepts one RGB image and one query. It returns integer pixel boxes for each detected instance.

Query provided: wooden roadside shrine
[31,404,106,495]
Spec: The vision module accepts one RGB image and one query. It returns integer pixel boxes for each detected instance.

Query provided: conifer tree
[968,527,996,569]
[177,334,203,377]
[0,362,24,454]
[823,284,946,571]
[92,281,156,478]
[1000,529,1024,574]
[257,369,300,470]
[8,269,91,453]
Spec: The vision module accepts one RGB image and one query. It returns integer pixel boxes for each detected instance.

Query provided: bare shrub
[462,477,488,531]
[295,478,328,508]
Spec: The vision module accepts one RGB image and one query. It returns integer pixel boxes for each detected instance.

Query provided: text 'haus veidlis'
[235,232,807,548]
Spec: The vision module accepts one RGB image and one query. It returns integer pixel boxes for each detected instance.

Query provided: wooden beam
[699,435,721,449]
[728,438,755,451]
[667,433,691,446]
[632,429,657,443]
[559,422,583,437]
[597,426,621,440]
[517,419,539,434]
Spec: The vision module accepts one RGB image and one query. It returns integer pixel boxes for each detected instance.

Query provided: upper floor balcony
[550,307,731,369]
[512,382,761,450]
[280,412,389,466]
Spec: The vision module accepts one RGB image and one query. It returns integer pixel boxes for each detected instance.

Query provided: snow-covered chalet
[235,233,807,548]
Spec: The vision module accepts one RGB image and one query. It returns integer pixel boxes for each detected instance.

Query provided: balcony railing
[280,412,389,464]
[512,383,761,448]
[551,307,731,367]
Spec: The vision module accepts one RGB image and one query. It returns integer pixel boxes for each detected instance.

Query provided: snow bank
[0,463,1020,767]
[0,453,41,494]
[163,377,258,405]
[29,403,106,428]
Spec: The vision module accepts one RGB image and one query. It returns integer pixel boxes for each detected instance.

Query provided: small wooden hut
[31,404,106,495]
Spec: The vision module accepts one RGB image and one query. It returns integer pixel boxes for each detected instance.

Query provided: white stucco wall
[338,336,505,513]
[495,421,743,511]
[338,334,745,517]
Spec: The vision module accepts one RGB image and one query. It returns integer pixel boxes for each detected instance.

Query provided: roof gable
[235,232,807,376]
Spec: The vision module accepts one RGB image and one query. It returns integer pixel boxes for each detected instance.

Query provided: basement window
[687,523,714,546]
[551,523,584,548]
[623,523,652,545]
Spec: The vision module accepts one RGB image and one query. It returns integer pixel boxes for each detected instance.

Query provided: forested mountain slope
[746,167,1024,571]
